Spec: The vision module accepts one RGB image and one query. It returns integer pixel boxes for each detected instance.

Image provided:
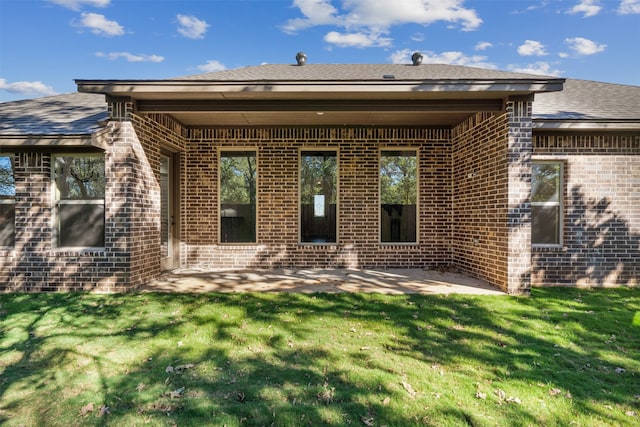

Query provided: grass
[0,288,639,426]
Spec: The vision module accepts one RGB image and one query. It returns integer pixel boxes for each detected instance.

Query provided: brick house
[1,57,638,294]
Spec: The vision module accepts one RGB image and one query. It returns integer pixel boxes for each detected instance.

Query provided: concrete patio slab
[142,268,505,295]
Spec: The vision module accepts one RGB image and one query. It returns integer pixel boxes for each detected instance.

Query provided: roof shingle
[174,63,558,82]
[533,79,640,120]
[0,92,107,136]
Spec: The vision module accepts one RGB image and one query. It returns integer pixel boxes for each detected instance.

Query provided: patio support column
[506,96,533,295]
[106,97,161,288]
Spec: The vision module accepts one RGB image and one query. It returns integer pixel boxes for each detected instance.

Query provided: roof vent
[296,52,307,66]
[411,51,423,66]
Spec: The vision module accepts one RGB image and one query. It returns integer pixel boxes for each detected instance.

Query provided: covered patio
[142,268,505,295]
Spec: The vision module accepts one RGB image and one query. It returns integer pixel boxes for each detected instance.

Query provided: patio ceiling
[136,98,506,126]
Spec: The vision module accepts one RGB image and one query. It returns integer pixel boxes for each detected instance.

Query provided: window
[300,150,337,243]
[0,155,15,247]
[380,150,417,243]
[220,151,256,243]
[532,161,563,245]
[53,154,105,247]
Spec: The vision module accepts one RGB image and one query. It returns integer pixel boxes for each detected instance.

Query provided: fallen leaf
[177,341,183,347]
[626,411,637,417]
[475,383,486,399]
[361,416,375,426]
[506,396,522,404]
[165,366,175,374]
[549,388,562,396]
[495,389,506,402]
[98,405,110,416]
[402,381,417,397]
[136,383,146,392]
[170,387,185,399]
[615,367,626,374]
[80,403,94,416]
[237,392,246,402]
[176,363,195,372]
[382,396,391,405]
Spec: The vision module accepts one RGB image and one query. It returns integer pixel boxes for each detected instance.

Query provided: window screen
[54,154,105,247]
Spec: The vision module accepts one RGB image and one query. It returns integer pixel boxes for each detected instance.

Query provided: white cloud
[96,52,164,62]
[411,33,425,42]
[0,78,57,96]
[77,12,124,36]
[324,30,392,48]
[507,62,562,76]
[389,48,496,69]
[48,0,110,10]
[196,60,226,73]
[565,37,607,55]
[281,0,341,33]
[568,0,602,17]
[475,41,493,51]
[283,0,482,39]
[176,14,209,39]
[618,0,640,14]
[517,40,547,56]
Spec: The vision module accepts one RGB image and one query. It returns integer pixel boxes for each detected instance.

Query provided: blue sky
[1,0,639,101]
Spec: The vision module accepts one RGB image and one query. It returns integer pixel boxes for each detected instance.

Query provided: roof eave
[0,127,108,149]
[533,119,640,130]
[76,78,564,99]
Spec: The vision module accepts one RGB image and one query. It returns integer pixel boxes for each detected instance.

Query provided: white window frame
[52,153,106,249]
[299,148,339,245]
[218,148,259,244]
[379,148,419,244]
[531,160,564,248]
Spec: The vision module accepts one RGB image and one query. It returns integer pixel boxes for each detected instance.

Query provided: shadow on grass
[0,289,638,426]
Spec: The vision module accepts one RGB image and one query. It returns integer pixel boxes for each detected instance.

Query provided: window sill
[380,242,419,246]
[52,248,107,257]
[532,244,565,252]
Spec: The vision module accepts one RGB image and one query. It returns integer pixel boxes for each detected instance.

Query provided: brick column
[506,96,533,295]
[106,98,161,287]
[13,152,52,290]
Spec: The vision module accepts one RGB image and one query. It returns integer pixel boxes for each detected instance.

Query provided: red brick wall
[452,112,510,290]
[0,144,131,291]
[181,127,453,270]
[532,133,640,286]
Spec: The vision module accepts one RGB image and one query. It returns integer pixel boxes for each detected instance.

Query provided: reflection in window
[532,162,562,245]
[380,150,417,243]
[0,155,15,247]
[220,151,256,243]
[300,151,337,243]
[54,154,105,247]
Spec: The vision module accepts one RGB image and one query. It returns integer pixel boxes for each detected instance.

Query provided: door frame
[160,151,180,271]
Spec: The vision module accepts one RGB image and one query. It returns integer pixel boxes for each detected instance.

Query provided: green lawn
[0,288,638,426]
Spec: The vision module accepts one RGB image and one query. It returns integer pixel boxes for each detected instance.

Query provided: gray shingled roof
[174,63,556,81]
[1,67,638,138]
[0,92,107,136]
[533,79,640,121]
